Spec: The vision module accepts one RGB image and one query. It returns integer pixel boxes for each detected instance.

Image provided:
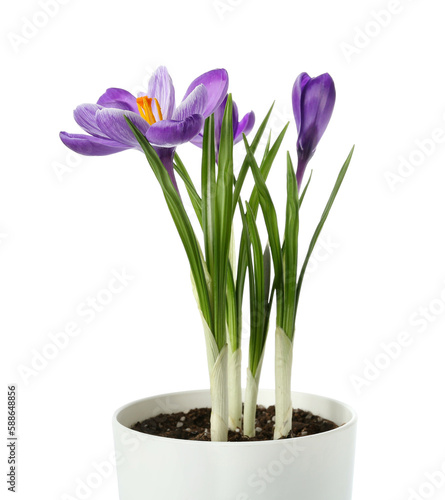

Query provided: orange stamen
[136,96,163,125]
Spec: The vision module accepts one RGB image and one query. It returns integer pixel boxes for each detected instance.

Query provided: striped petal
[146,114,204,148]
[96,109,149,147]
[59,132,131,156]
[292,73,311,133]
[97,88,138,113]
[147,66,176,120]
[73,103,107,138]
[172,84,208,121]
[234,111,255,144]
[182,69,228,118]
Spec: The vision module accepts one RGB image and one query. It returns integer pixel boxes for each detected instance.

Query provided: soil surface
[131,405,339,441]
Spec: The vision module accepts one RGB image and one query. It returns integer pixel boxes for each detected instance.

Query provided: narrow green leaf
[202,115,216,280]
[261,131,272,166]
[299,169,313,207]
[295,146,355,321]
[235,123,289,332]
[243,135,284,326]
[226,262,238,350]
[238,202,257,374]
[213,95,234,350]
[283,152,300,339]
[263,243,271,303]
[173,153,202,227]
[247,123,290,217]
[245,202,266,373]
[232,103,275,215]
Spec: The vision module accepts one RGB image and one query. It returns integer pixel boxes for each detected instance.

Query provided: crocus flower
[60,66,229,192]
[292,72,336,187]
[191,95,255,161]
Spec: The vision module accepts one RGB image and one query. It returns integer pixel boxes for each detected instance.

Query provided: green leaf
[263,243,271,303]
[243,135,284,326]
[173,153,202,227]
[247,123,289,217]
[213,95,234,350]
[238,202,257,373]
[235,123,289,339]
[245,202,266,374]
[261,131,272,166]
[283,152,300,340]
[202,115,217,281]
[294,146,355,322]
[125,116,213,330]
[226,262,238,350]
[299,169,313,207]
[232,103,275,216]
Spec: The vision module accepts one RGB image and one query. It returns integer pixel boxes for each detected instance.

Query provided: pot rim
[113,388,358,447]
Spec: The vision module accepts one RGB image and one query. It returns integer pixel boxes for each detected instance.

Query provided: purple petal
[96,109,149,147]
[183,69,228,118]
[97,88,138,113]
[292,73,311,133]
[234,111,255,144]
[59,132,131,156]
[190,133,203,148]
[213,95,228,149]
[147,66,176,120]
[299,73,336,152]
[172,84,208,121]
[73,103,107,138]
[232,101,239,134]
[146,114,204,148]
[213,95,238,151]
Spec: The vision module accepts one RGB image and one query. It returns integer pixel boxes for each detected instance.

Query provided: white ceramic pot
[112,390,357,500]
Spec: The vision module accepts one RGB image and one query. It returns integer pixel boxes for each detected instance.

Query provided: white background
[2,0,445,499]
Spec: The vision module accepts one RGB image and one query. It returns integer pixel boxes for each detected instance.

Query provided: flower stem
[244,367,260,437]
[209,345,229,442]
[274,326,293,440]
[228,346,242,431]
[155,147,180,194]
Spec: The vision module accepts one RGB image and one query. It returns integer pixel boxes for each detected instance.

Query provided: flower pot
[112,389,357,500]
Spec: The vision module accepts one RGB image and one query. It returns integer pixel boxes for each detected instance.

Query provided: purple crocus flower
[191,95,255,161]
[60,66,229,192]
[292,72,336,187]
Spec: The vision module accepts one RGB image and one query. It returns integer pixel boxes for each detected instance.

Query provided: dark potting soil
[131,405,339,442]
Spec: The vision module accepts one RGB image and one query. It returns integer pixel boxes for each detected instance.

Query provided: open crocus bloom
[191,95,255,161]
[292,72,336,187]
[60,66,229,192]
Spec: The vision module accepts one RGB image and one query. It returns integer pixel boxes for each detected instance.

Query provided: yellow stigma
[136,96,164,125]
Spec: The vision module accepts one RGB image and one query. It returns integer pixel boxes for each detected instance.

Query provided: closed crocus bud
[292,72,336,187]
